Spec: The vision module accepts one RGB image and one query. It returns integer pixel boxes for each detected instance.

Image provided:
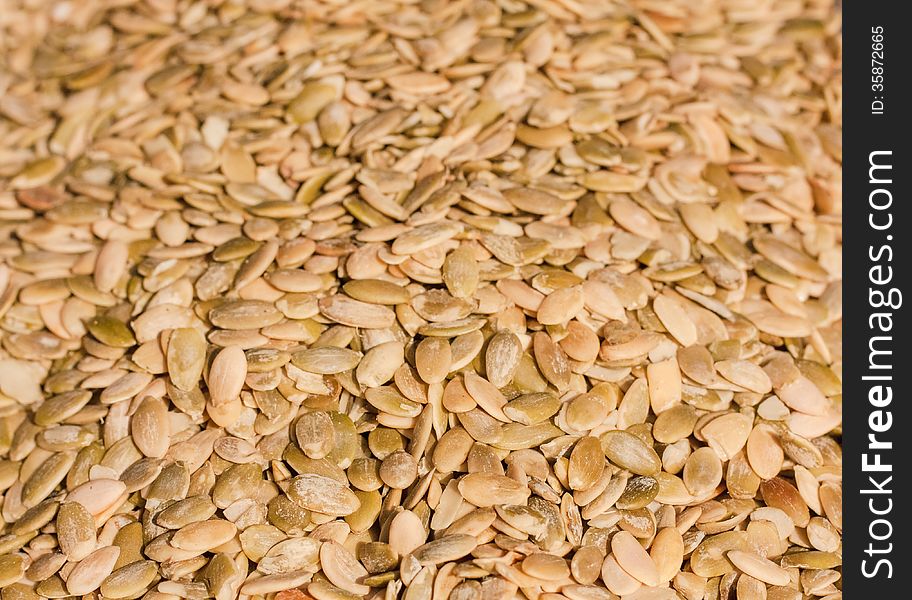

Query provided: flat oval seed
[356,342,404,388]
[646,357,682,414]
[87,316,135,348]
[292,347,362,374]
[0,554,27,588]
[616,476,659,510]
[94,240,129,292]
[537,286,585,327]
[677,345,716,385]
[683,447,723,497]
[690,531,749,577]
[568,436,604,491]
[131,396,169,458]
[156,495,217,529]
[412,534,478,565]
[565,392,610,432]
[170,519,237,552]
[650,527,684,583]
[66,546,120,595]
[653,404,697,444]
[57,502,96,560]
[415,337,451,384]
[343,279,410,305]
[609,198,660,239]
[379,450,418,489]
[32,389,90,427]
[680,203,719,243]
[485,331,523,388]
[319,295,396,328]
[457,473,530,507]
[600,430,661,475]
[208,345,247,405]
[611,531,659,586]
[389,509,427,557]
[463,372,509,422]
[601,554,642,596]
[289,83,336,122]
[504,392,561,425]
[561,321,600,362]
[364,387,423,418]
[167,328,206,392]
[209,300,282,329]
[433,428,474,473]
[503,187,565,215]
[700,413,753,460]
[571,546,603,584]
[443,247,479,299]
[288,474,361,516]
[653,295,697,347]
[320,541,369,595]
[746,424,784,480]
[65,479,127,517]
[727,550,791,586]
[295,411,336,459]
[100,560,158,599]
[716,360,772,393]
[759,477,810,527]
[522,553,570,581]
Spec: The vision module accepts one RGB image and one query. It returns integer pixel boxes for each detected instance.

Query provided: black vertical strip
[843,2,909,595]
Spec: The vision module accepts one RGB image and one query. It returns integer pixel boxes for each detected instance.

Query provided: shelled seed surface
[0,1,842,599]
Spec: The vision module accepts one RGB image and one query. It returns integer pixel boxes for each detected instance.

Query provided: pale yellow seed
[131,396,169,458]
[727,550,792,586]
[537,286,584,325]
[208,345,247,406]
[67,546,121,595]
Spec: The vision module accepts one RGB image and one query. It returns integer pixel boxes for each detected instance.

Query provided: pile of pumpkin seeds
[0,0,842,599]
